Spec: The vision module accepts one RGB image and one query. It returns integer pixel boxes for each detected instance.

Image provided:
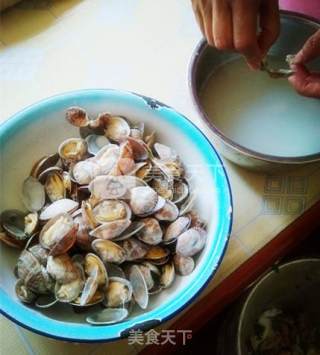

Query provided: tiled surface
[0,0,320,354]
[19,323,138,355]
[0,316,30,355]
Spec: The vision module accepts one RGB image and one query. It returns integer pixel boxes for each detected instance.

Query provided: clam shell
[176,228,206,257]
[154,200,179,222]
[39,199,79,221]
[81,200,98,229]
[84,253,108,286]
[89,219,131,240]
[39,213,75,254]
[130,186,158,216]
[112,221,144,241]
[92,239,126,264]
[122,238,149,261]
[137,218,163,245]
[22,177,46,212]
[138,264,155,291]
[24,212,39,236]
[130,122,144,140]
[127,137,149,161]
[160,262,175,289]
[79,272,99,306]
[16,250,40,280]
[148,255,170,266]
[145,131,156,148]
[142,261,161,276]
[94,144,120,174]
[46,254,79,283]
[15,279,37,304]
[58,138,87,162]
[145,245,169,260]
[1,209,28,240]
[148,284,163,295]
[188,211,206,229]
[66,107,89,127]
[49,225,77,256]
[24,265,53,294]
[93,200,131,224]
[30,153,60,179]
[135,161,153,181]
[45,172,66,202]
[179,193,196,216]
[172,181,189,204]
[104,263,126,278]
[38,166,63,184]
[114,140,135,175]
[55,275,84,303]
[89,175,146,201]
[103,115,130,143]
[0,231,25,248]
[128,265,148,310]
[74,215,91,251]
[173,254,195,276]
[35,294,58,308]
[28,244,49,266]
[164,216,191,243]
[71,289,104,307]
[86,308,129,325]
[151,178,173,200]
[104,277,133,308]
[80,253,108,306]
[72,159,101,185]
[85,134,110,155]
[154,143,177,161]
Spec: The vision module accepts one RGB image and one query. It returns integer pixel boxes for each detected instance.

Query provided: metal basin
[238,258,320,354]
[189,12,320,171]
[215,258,320,353]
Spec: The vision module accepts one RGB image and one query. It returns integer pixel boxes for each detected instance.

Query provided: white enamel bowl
[0,89,232,342]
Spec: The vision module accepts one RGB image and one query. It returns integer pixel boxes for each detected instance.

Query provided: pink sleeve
[279,0,320,20]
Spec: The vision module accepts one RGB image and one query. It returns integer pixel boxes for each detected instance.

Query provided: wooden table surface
[1,1,320,354]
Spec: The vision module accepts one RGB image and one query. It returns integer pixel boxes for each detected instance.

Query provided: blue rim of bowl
[0,89,233,342]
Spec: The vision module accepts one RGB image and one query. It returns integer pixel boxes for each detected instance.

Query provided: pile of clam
[0,107,207,325]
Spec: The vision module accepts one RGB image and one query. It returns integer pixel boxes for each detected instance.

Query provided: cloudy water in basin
[200,57,320,157]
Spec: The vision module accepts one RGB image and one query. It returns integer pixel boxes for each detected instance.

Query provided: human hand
[191,0,280,70]
[288,30,320,99]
